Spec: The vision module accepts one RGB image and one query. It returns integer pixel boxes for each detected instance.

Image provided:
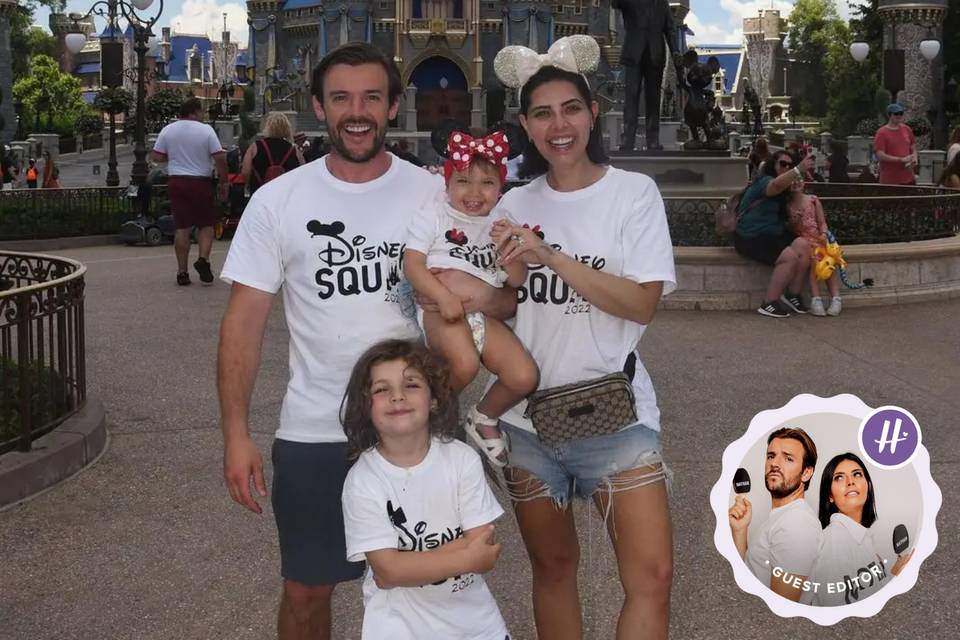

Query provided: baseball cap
[887,103,905,115]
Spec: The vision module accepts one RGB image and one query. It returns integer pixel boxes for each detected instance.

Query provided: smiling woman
[488,35,677,640]
[803,452,914,607]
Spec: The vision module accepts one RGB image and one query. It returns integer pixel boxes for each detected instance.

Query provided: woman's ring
[510,233,521,242]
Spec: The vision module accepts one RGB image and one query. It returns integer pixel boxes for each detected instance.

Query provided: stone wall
[666,237,960,311]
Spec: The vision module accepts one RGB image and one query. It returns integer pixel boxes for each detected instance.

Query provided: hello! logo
[858,406,922,470]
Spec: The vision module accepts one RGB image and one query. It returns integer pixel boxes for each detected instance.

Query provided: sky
[31,0,857,49]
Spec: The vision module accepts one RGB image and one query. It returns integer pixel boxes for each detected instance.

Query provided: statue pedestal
[608,149,748,195]
[847,136,872,167]
[918,150,945,185]
[212,119,239,150]
[32,133,60,164]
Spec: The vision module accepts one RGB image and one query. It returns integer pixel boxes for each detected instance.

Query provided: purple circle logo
[858,406,922,469]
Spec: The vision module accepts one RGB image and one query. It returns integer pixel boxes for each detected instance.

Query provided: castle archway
[406,55,470,132]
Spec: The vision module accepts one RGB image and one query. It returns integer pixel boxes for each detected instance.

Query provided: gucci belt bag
[523,371,638,447]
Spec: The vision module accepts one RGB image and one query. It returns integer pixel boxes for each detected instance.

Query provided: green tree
[145,88,184,131]
[12,55,86,133]
[821,19,881,137]
[74,112,104,137]
[94,87,134,115]
[786,0,844,117]
[10,1,64,82]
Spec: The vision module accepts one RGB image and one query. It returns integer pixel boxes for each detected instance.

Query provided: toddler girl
[340,339,510,640]
[787,182,841,316]
[404,128,538,466]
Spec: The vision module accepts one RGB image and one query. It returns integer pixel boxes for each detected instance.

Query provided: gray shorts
[271,439,364,585]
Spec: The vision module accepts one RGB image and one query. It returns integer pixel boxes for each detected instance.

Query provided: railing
[0,186,154,241]
[0,252,87,454]
[664,185,960,247]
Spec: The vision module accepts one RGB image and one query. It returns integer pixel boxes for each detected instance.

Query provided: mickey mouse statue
[678,51,726,151]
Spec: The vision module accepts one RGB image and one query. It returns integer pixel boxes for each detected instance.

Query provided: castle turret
[743,9,787,116]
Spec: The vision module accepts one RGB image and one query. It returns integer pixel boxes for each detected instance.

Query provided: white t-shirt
[493,167,676,433]
[221,155,444,442]
[746,498,822,588]
[802,513,891,607]
[152,119,223,177]
[406,199,505,288]
[342,438,508,640]
[947,143,960,166]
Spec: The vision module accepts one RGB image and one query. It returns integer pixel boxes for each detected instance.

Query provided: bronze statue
[678,51,725,150]
[613,0,681,151]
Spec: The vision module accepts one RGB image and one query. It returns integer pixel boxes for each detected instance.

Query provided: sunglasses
[890,112,904,116]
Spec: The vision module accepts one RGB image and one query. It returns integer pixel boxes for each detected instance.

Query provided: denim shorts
[500,421,668,508]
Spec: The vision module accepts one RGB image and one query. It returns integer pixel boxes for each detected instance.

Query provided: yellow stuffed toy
[815,231,872,289]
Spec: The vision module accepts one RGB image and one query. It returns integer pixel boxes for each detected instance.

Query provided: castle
[244,0,694,131]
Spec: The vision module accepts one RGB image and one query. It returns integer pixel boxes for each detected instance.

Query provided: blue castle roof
[283,0,320,9]
[167,35,213,82]
[697,49,743,95]
[75,62,100,74]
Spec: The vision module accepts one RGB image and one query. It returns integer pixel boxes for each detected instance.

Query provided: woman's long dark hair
[763,149,797,178]
[340,339,459,459]
[817,452,878,529]
[517,65,608,179]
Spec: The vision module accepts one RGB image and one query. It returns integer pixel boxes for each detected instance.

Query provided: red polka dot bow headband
[443,130,510,182]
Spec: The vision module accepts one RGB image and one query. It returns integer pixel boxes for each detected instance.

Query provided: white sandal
[463,406,509,468]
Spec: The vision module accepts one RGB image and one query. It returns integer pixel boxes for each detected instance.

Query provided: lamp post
[65,0,164,189]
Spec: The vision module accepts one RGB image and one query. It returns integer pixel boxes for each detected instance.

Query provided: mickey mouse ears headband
[430,119,526,160]
[493,35,601,91]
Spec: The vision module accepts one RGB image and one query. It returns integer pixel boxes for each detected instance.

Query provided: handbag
[523,371,638,447]
[716,188,763,237]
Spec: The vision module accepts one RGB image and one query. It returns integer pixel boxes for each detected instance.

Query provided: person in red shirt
[874,103,917,185]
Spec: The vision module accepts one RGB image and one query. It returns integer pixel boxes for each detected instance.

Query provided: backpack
[715,187,763,237]
[253,139,296,185]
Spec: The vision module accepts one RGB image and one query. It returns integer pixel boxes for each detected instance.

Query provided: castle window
[487,2,495,9]
[380,1,390,9]
[574,6,582,14]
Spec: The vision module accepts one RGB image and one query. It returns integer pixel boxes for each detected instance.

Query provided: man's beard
[328,118,386,163]
[765,471,802,499]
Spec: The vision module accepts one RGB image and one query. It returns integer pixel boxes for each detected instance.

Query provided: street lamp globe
[65,32,88,55]
[849,41,870,63]
[131,0,155,10]
[919,39,941,62]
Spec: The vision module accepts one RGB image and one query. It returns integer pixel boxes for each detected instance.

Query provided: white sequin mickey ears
[494,35,601,90]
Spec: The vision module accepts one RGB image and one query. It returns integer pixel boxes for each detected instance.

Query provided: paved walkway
[1,243,957,639]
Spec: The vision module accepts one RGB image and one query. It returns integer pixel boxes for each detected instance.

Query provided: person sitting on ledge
[939,151,960,189]
[734,150,816,318]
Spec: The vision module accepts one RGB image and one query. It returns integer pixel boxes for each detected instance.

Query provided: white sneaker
[810,297,826,317]
[827,296,842,316]
[463,406,509,468]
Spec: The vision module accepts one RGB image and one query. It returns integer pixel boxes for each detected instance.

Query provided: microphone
[893,524,909,555]
[733,468,751,494]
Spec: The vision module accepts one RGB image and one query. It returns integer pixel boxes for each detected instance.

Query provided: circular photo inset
[711,394,941,625]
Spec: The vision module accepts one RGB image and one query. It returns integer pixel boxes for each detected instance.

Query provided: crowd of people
[732,104,960,320]
[1,147,60,190]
